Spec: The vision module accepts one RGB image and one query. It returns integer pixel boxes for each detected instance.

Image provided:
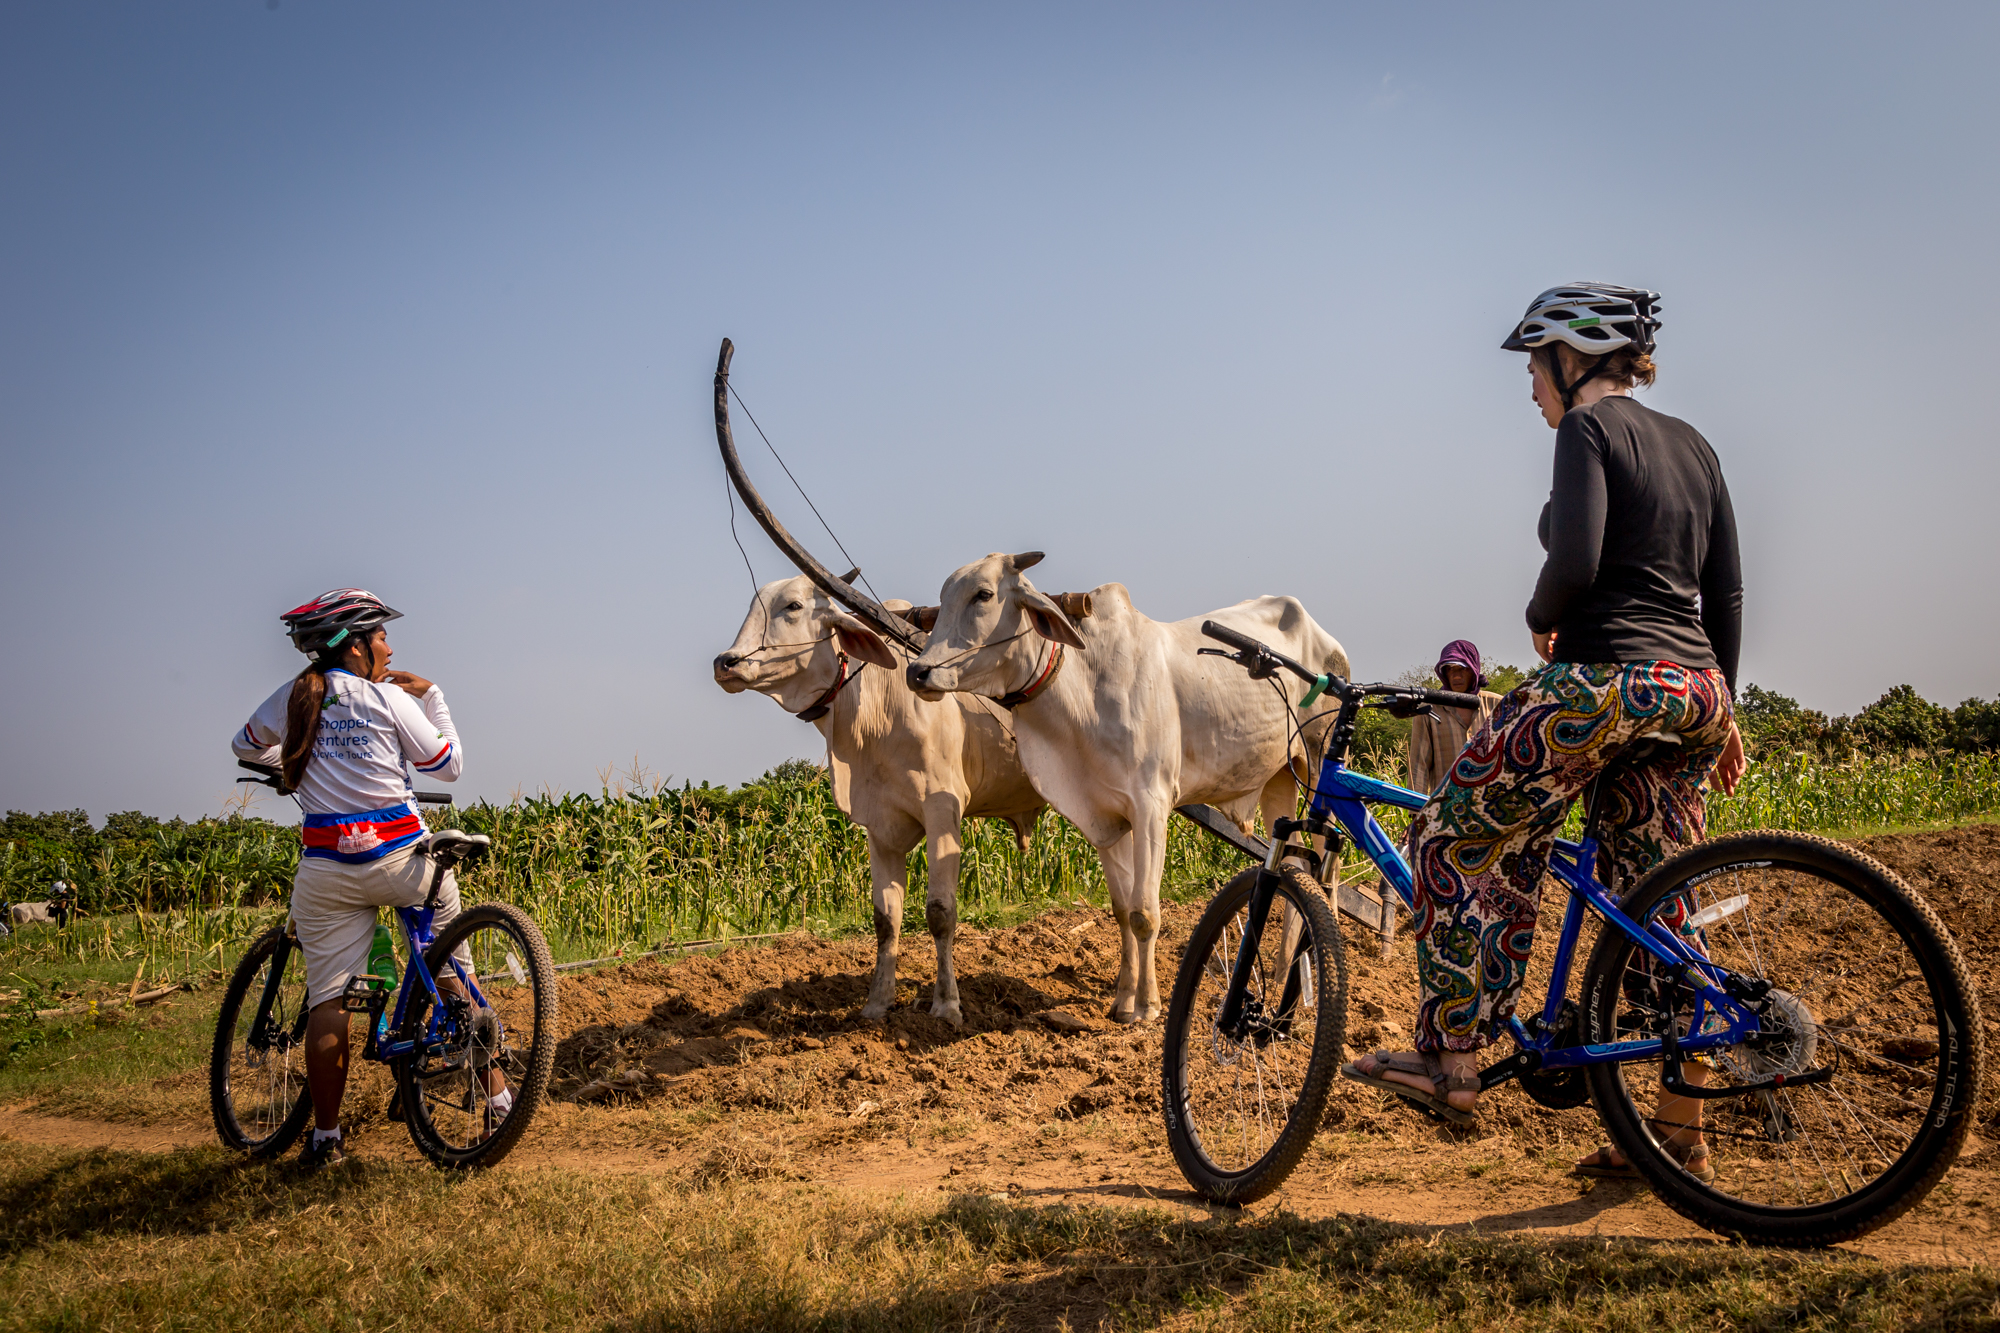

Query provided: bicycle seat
[425,829,491,869]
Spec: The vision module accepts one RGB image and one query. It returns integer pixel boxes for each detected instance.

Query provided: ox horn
[1009,551,1045,571]
[838,567,861,585]
[713,338,925,653]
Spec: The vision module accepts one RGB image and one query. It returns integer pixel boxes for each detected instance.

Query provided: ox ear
[1017,586,1087,650]
[1008,551,1045,571]
[827,611,899,670]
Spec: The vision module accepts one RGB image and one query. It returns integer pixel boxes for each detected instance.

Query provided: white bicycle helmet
[1504,282,1661,409]
[1502,283,1661,356]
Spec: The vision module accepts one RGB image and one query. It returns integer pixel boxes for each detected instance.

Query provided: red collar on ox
[997,641,1065,711]
[795,652,861,723]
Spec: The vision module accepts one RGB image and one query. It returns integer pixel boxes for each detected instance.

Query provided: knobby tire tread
[397,902,558,1170]
[209,924,313,1158]
[1162,863,1348,1205]
[1581,829,1984,1247]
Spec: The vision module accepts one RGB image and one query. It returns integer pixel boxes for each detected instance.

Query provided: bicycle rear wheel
[210,924,314,1157]
[395,902,557,1168]
[1162,863,1347,1204]
[1581,830,1984,1246]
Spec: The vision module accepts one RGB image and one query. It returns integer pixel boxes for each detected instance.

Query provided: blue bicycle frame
[364,904,495,1063]
[1287,756,1775,1087]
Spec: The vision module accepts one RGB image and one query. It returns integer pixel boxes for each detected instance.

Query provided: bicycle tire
[210,923,315,1157]
[1581,830,1984,1247]
[1162,863,1348,1204]
[395,902,557,1169]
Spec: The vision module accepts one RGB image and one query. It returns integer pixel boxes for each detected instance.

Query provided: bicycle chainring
[1519,1002,1593,1109]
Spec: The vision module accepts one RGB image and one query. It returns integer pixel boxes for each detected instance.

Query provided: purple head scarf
[1435,640,1487,690]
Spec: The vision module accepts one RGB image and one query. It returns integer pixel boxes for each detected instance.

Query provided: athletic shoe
[300,1134,347,1172]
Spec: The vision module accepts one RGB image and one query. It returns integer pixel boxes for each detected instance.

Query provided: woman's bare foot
[1355,1048,1480,1115]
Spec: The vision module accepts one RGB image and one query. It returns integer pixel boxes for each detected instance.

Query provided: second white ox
[906,553,1349,1024]
[714,574,1044,1027]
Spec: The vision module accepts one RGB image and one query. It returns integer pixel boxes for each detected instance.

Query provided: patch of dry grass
[0,1141,1995,1332]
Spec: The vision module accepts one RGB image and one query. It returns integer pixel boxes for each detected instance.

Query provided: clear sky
[4,2,1996,823]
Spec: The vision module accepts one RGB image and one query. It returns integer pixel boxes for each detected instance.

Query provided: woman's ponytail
[280,662,329,792]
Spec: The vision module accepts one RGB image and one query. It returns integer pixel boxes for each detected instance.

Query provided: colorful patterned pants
[1408,661,1734,1053]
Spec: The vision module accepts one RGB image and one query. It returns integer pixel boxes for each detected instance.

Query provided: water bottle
[367,922,397,1044]
[368,923,398,990]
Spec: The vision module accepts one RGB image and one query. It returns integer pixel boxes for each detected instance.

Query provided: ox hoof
[1107,1002,1160,1026]
[928,1000,964,1029]
[859,1000,892,1023]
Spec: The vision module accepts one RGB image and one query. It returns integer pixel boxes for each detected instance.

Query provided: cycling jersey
[233,670,462,862]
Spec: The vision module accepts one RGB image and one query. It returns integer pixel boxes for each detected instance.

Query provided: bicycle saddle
[425,828,491,869]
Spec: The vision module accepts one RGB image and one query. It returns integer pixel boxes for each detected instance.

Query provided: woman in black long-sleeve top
[1343,284,1747,1181]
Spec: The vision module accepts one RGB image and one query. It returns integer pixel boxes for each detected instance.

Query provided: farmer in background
[1405,640,1504,797]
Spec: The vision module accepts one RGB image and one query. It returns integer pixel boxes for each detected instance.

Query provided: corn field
[3,750,1996,969]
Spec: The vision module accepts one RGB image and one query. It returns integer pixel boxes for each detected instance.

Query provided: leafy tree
[1735,684,1831,756]
[0,809,96,847]
[1948,697,2000,752]
[1850,684,1948,755]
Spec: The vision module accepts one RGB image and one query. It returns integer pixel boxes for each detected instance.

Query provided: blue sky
[4,3,1996,821]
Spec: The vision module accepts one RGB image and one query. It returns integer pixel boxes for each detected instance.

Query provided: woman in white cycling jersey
[232,589,502,1169]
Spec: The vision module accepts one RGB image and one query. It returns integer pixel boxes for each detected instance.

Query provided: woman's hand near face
[1533,630,1557,663]
[1712,720,1748,796]
[384,670,434,700]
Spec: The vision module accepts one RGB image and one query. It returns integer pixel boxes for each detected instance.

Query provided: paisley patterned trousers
[1408,661,1734,1053]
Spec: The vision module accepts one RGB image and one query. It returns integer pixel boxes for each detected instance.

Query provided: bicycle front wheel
[210,923,314,1157]
[1582,831,1984,1247]
[1162,863,1348,1204]
[395,902,557,1168]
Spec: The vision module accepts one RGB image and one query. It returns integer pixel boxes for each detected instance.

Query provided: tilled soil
[7,822,2000,1266]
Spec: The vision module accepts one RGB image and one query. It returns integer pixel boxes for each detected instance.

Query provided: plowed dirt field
[7,823,2000,1266]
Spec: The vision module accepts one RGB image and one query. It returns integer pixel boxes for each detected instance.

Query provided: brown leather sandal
[1576,1125,1716,1184]
[1339,1048,1479,1125]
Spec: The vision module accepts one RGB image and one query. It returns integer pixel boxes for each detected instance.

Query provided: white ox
[714,574,1045,1027]
[906,552,1348,1024]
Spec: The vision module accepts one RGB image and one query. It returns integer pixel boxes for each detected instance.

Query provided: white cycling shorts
[290,840,465,1009]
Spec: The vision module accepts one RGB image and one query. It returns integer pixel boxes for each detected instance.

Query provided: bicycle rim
[1162,864,1346,1204]
[398,903,557,1168]
[210,925,313,1156]
[1583,831,1983,1245]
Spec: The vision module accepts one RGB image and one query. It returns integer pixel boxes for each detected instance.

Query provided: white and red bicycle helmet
[280,588,402,656]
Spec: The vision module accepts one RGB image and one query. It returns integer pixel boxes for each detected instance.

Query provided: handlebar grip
[237,759,280,778]
[1200,621,1264,654]
[414,791,455,806]
[1423,690,1486,711]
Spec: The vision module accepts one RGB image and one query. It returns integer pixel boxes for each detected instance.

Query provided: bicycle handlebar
[236,759,452,804]
[1199,621,1323,686]
[1198,624,1486,715]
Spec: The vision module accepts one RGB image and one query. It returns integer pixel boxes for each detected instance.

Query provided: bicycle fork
[1215,841,1310,1043]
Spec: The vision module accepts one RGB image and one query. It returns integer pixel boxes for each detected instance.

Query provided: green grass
[0,1141,1992,1331]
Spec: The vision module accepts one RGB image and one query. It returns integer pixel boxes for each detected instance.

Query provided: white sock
[489,1088,514,1116]
[313,1126,342,1144]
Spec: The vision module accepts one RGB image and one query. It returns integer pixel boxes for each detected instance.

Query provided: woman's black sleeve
[1701,474,1744,697]
[1525,417,1607,635]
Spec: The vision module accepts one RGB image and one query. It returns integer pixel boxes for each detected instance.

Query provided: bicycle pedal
[340,976,390,1014]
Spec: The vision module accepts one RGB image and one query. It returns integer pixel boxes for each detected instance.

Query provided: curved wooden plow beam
[713,338,927,655]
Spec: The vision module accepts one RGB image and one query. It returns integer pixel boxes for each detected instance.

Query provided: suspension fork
[1216,842,1288,1038]
[248,931,299,1050]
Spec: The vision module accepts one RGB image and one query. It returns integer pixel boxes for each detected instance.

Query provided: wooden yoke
[713,338,927,655]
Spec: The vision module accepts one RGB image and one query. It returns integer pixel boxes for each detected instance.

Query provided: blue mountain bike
[209,763,558,1168]
[1161,623,1983,1246]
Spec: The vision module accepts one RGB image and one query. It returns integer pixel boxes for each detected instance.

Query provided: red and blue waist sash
[301,802,424,863]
